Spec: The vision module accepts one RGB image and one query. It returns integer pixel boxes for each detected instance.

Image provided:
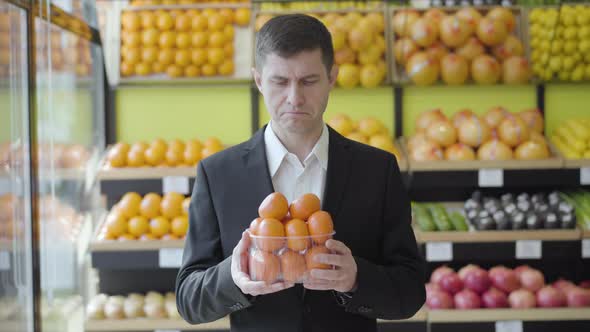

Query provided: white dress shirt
[264,121,329,205]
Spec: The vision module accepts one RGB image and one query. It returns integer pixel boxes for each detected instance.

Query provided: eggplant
[493,210,510,230]
[512,212,526,230]
[560,213,577,229]
[526,212,543,230]
[545,212,559,229]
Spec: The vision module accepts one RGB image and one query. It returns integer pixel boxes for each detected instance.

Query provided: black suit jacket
[175,126,425,332]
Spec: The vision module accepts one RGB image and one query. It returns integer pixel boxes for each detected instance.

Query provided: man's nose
[287,83,305,106]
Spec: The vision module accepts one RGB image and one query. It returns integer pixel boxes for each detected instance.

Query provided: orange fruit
[151,138,167,151]
[181,197,191,216]
[249,250,281,284]
[165,148,183,166]
[105,211,128,238]
[161,193,183,218]
[127,146,146,167]
[122,12,141,32]
[223,43,234,57]
[158,49,174,66]
[207,48,224,65]
[156,12,174,30]
[139,233,156,241]
[118,233,136,241]
[144,146,165,165]
[200,64,217,77]
[141,47,158,63]
[285,218,310,251]
[191,31,208,48]
[208,31,225,48]
[120,62,134,77]
[161,233,179,240]
[175,14,191,31]
[289,193,321,220]
[218,59,234,76]
[280,250,307,282]
[203,137,222,150]
[305,245,331,270]
[185,65,200,77]
[219,8,234,24]
[307,211,334,244]
[141,29,159,47]
[166,64,183,78]
[149,216,171,238]
[107,143,129,167]
[153,61,165,73]
[207,13,225,31]
[258,192,289,220]
[191,14,208,31]
[121,47,141,64]
[183,140,202,164]
[169,9,184,18]
[249,217,262,235]
[128,216,149,237]
[158,31,176,48]
[223,25,234,40]
[140,193,162,219]
[168,139,185,152]
[185,9,199,17]
[135,62,152,76]
[140,11,156,29]
[234,8,250,26]
[256,218,285,252]
[176,32,191,49]
[118,192,142,218]
[121,31,141,47]
[175,49,191,67]
[171,216,188,237]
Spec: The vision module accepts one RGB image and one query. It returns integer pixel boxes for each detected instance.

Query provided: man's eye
[303,80,317,86]
[273,80,287,85]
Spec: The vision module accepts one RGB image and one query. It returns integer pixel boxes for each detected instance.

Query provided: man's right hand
[231,230,295,296]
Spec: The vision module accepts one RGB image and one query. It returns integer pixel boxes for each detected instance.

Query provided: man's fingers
[325,239,351,255]
[303,280,334,290]
[314,253,346,267]
[310,268,345,281]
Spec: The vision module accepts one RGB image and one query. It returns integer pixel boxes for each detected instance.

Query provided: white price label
[0,251,9,271]
[581,167,590,185]
[582,239,590,259]
[479,169,504,187]
[516,240,542,259]
[163,176,189,195]
[426,242,453,262]
[495,320,523,332]
[158,248,183,268]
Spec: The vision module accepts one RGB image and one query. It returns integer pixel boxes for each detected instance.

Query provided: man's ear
[329,65,339,88]
[252,67,263,93]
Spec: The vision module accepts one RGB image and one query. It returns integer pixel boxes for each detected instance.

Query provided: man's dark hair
[255,14,334,73]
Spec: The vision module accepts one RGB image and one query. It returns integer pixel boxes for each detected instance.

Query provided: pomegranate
[410,18,439,47]
[498,115,530,147]
[518,108,544,133]
[426,120,457,147]
[487,7,516,33]
[416,109,448,133]
[427,41,449,61]
[439,273,464,295]
[431,265,455,284]
[426,282,443,293]
[489,266,520,293]
[472,55,501,84]
[478,140,513,161]
[493,35,524,60]
[458,264,481,281]
[394,38,419,65]
[441,53,469,85]
[483,106,509,129]
[456,37,486,61]
[503,56,531,84]
[463,268,492,294]
[392,10,420,37]
[515,141,550,160]
[519,268,545,292]
[566,287,590,307]
[455,7,482,32]
[554,279,576,293]
[454,289,481,309]
[410,140,444,161]
[424,8,447,26]
[458,116,491,147]
[445,143,476,161]
[482,287,509,308]
[452,109,477,128]
[537,286,567,308]
[513,265,532,279]
[406,52,440,86]
[427,290,454,309]
[439,15,472,48]
[477,17,508,46]
[509,289,537,308]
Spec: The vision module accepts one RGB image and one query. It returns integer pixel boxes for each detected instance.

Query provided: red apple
[519,268,545,293]
[426,282,442,293]
[509,289,537,308]
[537,286,567,308]
[439,273,464,295]
[464,268,492,294]
[489,266,520,293]
[566,287,590,307]
[514,265,532,279]
[431,265,455,284]
[454,289,481,309]
[482,287,509,308]
[554,279,577,293]
[458,264,481,281]
[427,290,454,309]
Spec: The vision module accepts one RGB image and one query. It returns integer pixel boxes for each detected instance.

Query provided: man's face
[253,49,338,136]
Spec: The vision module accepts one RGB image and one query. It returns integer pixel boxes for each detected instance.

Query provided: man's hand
[303,239,358,293]
[231,230,295,296]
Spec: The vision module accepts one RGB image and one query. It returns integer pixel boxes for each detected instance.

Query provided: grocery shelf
[409,158,563,172]
[428,307,590,322]
[415,228,582,243]
[90,238,185,269]
[563,158,590,169]
[0,168,86,180]
[97,166,197,180]
[583,229,590,239]
[85,317,229,331]
[90,239,185,252]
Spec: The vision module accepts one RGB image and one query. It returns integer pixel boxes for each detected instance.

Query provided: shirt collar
[264,121,329,177]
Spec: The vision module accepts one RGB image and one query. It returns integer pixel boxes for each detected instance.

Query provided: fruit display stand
[85,316,230,331]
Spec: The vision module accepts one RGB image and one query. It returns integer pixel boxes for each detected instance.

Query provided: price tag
[495,320,523,332]
[426,242,453,262]
[158,248,183,268]
[582,239,590,259]
[0,251,9,271]
[516,240,542,259]
[479,169,504,187]
[163,176,189,195]
[581,167,590,185]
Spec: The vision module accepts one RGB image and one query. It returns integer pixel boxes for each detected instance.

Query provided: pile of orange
[327,114,401,158]
[98,192,190,241]
[105,137,224,168]
[248,192,335,284]
[119,2,251,78]
[255,11,387,88]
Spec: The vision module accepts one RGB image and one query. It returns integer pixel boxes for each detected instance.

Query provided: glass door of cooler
[0,1,35,332]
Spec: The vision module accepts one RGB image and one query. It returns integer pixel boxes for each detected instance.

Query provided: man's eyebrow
[269,74,321,80]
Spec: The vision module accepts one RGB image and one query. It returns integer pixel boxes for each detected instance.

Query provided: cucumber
[449,212,469,231]
[412,203,437,232]
[427,204,453,231]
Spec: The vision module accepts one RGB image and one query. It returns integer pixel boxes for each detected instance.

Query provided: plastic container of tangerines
[247,192,336,284]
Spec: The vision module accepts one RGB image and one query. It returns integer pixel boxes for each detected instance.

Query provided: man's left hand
[303,239,357,293]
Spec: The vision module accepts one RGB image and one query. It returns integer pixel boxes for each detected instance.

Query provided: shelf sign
[163,176,190,195]
[581,167,590,185]
[0,251,9,271]
[495,320,523,332]
[159,248,183,268]
[516,240,542,259]
[426,242,453,262]
[478,169,504,187]
[583,239,590,259]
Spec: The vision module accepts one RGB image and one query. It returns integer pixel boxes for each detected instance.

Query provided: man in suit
[176,14,425,332]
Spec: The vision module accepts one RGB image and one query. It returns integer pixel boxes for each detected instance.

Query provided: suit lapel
[322,126,352,223]
[242,126,275,206]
